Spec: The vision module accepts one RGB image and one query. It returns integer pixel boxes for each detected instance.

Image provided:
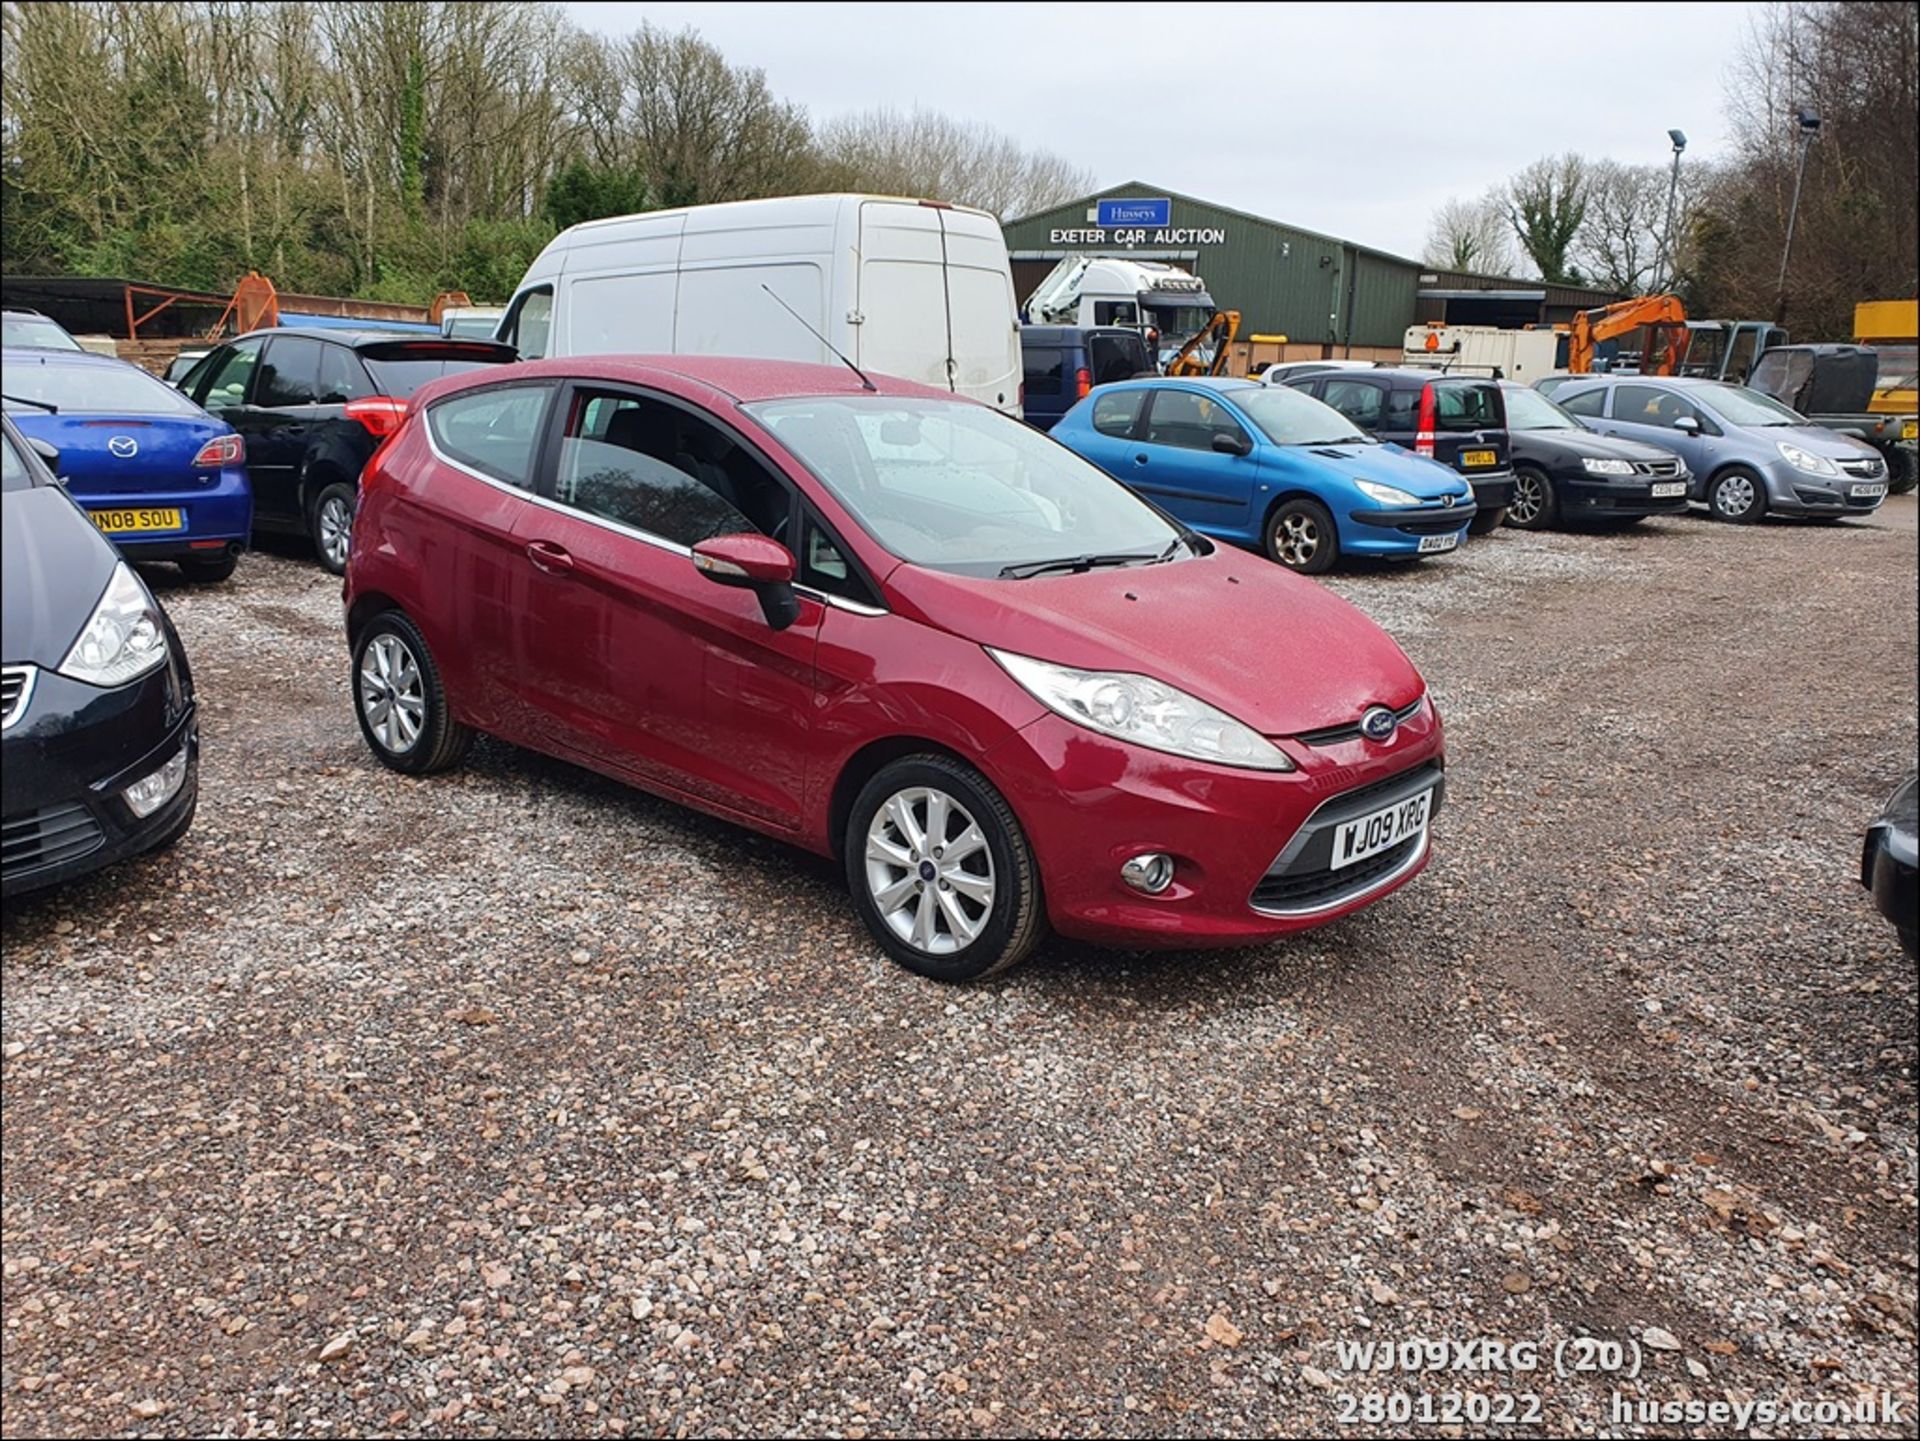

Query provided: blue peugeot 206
[2,348,252,583]
[1050,376,1474,574]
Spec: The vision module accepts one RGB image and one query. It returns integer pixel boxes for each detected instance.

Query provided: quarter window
[1090,389,1144,437]
[426,383,554,490]
[318,344,374,404]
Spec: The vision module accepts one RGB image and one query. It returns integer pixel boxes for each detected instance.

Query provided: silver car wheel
[1715,473,1756,518]
[1509,473,1545,525]
[864,786,995,955]
[359,633,426,754]
[1276,512,1319,567]
[318,493,353,569]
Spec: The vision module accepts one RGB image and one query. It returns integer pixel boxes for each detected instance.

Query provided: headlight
[59,562,169,687]
[1581,457,1635,476]
[989,649,1294,772]
[1354,479,1418,506]
[1776,442,1837,476]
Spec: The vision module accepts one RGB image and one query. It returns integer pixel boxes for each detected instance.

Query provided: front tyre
[1467,504,1507,535]
[846,755,1046,981]
[1504,467,1557,530]
[351,611,473,775]
[1709,467,1767,523]
[1264,497,1339,574]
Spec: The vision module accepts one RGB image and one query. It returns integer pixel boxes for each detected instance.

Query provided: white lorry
[1401,324,1565,384]
[1023,256,1217,363]
[496,193,1023,415]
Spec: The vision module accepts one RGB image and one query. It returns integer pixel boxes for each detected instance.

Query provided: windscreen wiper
[2,393,57,413]
[999,540,1183,580]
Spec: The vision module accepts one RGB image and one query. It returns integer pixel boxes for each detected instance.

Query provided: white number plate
[1850,482,1887,499]
[1417,532,1460,553]
[1330,789,1433,871]
[1650,481,1688,498]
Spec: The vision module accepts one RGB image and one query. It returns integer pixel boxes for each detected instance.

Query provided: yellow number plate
[1902,420,1916,440]
[90,507,183,534]
[1461,449,1497,467]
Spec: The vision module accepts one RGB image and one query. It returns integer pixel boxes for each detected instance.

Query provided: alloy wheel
[359,633,426,754]
[1509,473,1544,526]
[318,494,353,569]
[1276,512,1319,567]
[864,786,996,955]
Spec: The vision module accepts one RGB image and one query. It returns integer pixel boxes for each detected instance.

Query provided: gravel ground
[4,501,1916,1439]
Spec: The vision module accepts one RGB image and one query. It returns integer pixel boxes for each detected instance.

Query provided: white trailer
[1402,324,1565,384]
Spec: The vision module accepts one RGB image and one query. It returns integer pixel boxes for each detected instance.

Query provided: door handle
[525,540,574,574]
[1134,453,1149,465]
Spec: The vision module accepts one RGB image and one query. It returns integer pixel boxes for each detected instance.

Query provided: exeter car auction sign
[1052,198,1226,247]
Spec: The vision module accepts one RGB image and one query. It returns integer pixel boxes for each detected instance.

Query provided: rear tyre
[1504,467,1558,530]
[845,755,1046,982]
[351,611,473,775]
[1900,926,1918,961]
[1884,447,1914,495]
[310,481,356,575]
[1264,497,1339,575]
[1467,504,1506,535]
[1708,466,1767,524]
[178,554,237,583]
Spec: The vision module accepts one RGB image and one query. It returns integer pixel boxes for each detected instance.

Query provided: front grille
[1293,696,1426,748]
[1,665,33,730]
[1839,457,1885,479]
[2,802,105,878]
[1398,517,1468,536]
[1251,834,1422,911]
[1793,486,1843,506]
[1633,458,1684,478]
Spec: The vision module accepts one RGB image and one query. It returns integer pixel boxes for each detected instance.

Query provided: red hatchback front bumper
[984,700,1446,947]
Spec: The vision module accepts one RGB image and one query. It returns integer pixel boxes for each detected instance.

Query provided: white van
[498,194,1023,415]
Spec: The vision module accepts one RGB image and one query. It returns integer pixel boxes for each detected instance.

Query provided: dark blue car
[1,349,251,582]
[1050,377,1474,573]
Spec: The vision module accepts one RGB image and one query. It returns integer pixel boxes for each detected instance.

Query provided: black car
[1497,381,1692,529]
[1861,774,1917,959]
[1020,326,1155,432]
[1281,367,1517,533]
[2,414,197,898]
[175,328,516,572]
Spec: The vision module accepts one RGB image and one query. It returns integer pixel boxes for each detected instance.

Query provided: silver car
[1553,375,1890,522]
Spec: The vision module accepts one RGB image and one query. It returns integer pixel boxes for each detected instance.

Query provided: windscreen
[1232,385,1371,445]
[2,360,203,415]
[1693,383,1805,426]
[1501,386,1580,431]
[749,395,1180,578]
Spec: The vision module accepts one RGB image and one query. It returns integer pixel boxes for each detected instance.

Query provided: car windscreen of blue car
[2,350,253,581]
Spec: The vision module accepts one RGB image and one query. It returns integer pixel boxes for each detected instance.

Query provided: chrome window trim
[420,407,890,616]
[1,663,36,731]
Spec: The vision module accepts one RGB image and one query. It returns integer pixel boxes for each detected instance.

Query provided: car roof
[226,325,511,351]
[1101,375,1257,393]
[0,346,141,371]
[428,354,961,407]
[1346,367,1500,386]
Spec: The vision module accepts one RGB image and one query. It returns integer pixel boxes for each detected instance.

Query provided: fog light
[122,744,189,818]
[1120,852,1175,895]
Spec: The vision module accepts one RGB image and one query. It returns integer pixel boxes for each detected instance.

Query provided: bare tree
[817,107,1092,218]
[1421,194,1515,274]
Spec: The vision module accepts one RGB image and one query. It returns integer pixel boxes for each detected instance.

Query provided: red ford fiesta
[343,357,1445,980]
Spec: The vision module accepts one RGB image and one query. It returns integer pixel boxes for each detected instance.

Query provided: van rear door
[857,201,1020,414]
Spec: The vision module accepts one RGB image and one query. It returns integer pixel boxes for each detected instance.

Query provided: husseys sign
[1052,198,1225,247]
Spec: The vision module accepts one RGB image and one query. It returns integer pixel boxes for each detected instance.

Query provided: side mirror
[1211,430,1252,456]
[691,533,800,630]
[26,436,62,479]
[1671,415,1701,434]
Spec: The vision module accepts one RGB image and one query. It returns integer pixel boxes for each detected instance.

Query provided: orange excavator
[1164,310,1241,377]
[1566,294,1690,375]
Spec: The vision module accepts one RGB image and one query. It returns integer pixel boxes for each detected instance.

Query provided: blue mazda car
[2,349,251,582]
[1050,377,1474,573]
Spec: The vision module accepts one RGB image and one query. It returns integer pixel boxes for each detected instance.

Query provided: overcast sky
[566,1,1760,259]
